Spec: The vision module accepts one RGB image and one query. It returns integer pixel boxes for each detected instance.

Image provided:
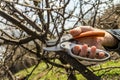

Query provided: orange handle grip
[73,31,105,39]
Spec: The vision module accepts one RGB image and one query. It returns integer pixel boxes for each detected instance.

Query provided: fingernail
[98,52,105,59]
[72,45,81,55]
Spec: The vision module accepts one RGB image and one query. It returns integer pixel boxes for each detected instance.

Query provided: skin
[69,26,118,59]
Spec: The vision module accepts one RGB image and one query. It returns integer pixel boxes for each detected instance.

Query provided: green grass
[15,59,120,80]
[15,60,68,80]
[90,60,120,80]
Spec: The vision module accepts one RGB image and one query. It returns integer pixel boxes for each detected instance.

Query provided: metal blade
[46,38,58,45]
[43,44,62,51]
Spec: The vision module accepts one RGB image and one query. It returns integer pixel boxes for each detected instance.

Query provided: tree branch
[57,51,101,80]
[11,5,42,32]
[0,9,46,43]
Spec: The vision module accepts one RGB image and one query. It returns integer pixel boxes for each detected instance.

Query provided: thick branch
[57,51,101,80]
[0,9,46,42]
[0,36,36,45]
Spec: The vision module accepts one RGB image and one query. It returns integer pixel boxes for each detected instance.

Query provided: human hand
[69,26,118,59]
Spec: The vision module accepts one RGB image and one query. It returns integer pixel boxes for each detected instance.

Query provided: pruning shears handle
[60,42,110,62]
[72,31,105,40]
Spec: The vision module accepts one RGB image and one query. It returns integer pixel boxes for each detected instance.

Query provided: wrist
[102,31,118,47]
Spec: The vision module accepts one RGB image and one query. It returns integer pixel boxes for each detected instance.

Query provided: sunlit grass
[15,59,120,80]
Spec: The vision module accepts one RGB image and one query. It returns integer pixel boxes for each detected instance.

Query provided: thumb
[69,27,82,36]
[69,26,94,36]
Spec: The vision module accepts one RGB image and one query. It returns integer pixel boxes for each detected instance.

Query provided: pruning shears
[43,31,110,62]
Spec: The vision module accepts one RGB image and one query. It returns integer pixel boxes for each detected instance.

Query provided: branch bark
[57,51,101,80]
[0,9,46,43]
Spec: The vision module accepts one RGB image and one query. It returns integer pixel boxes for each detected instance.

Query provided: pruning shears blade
[43,44,62,51]
[45,38,58,45]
